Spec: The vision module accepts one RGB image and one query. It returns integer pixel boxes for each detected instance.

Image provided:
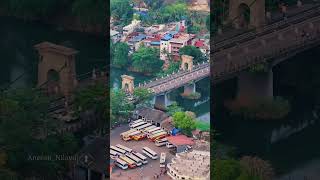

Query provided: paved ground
[110,125,174,180]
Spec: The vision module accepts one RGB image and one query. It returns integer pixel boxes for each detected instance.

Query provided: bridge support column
[183,82,196,96]
[154,93,172,110]
[236,69,273,105]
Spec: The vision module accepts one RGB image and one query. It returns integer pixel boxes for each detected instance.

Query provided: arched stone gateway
[229,0,265,29]
[35,42,78,97]
[181,55,194,71]
[121,75,135,94]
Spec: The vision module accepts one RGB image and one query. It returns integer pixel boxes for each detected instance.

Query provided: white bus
[150,131,167,141]
[116,144,132,153]
[129,119,144,127]
[132,152,148,164]
[143,125,157,132]
[126,154,142,166]
[110,149,120,156]
[119,155,137,168]
[160,152,166,168]
[135,123,152,131]
[130,122,147,129]
[147,129,164,138]
[155,138,168,147]
[142,147,158,160]
[110,146,126,154]
[115,158,128,170]
[146,127,161,134]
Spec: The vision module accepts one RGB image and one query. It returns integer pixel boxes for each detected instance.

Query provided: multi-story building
[168,33,195,60]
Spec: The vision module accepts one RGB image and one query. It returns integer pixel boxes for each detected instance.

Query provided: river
[214,46,320,176]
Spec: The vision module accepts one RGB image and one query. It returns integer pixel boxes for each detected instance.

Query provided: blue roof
[162,34,173,41]
[150,41,160,45]
[131,34,146,42]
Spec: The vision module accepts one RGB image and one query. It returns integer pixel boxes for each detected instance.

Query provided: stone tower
[229,0,265,28]
[34,42,78,97]
[121,75,135,94]
[181,55,194,71]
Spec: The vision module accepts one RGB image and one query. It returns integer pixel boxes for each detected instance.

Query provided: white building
[110,30,120,43]
[123,19,141,36]
[167,150,210,180]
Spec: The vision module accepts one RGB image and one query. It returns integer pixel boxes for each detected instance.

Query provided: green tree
[132,47,163,74]
[166,102,184,116]
[157,60,180,77]
[111,0,133,25]
[133,88,152,105]
[172,111,196,136]
[112,42,130,68]
[110,89,134,125]
[179,45,206,63]
[212,159,242,180]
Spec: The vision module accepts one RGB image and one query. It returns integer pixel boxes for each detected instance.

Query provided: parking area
[110,125,174,180]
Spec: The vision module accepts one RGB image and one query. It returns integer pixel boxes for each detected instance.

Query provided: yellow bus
[119,155,137,169]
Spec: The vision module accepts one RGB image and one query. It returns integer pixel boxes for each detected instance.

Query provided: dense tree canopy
[131,47,163,74]
[172,111,196,136]
[111,42,130,68]
[111,0,134,26]
[179,45,206,63]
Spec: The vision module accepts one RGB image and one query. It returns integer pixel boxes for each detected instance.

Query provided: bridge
[212,2,320,105]
[121,55,210,109]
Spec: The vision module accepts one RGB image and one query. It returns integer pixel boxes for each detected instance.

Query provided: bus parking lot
[110,125,174,180]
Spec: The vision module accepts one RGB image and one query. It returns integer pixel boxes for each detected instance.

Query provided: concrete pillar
[183,82,196,96]
[236,69,273,105]
[87,168,91,180]
[154,93,172,109]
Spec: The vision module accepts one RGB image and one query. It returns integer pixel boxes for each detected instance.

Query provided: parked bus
[126,154,142,166]
[147,129,164,138]
[135,123,152,131]
[110,146,126,154]
[132,133,147,141]
[146,127,161,134]
[155,138,168,147]
[119,155,137,168]
[132,152,148,164]
[143,125,157,132]
[129,119,144,127]
[150,132,167,141]
[120,129,137,138]
[122,130,141,141]
[115,158,128,170]
[110,149,120,156]
[116,144,132,153]
[160,152,166,168]
[142,147,158,160]
[130,121,147,129]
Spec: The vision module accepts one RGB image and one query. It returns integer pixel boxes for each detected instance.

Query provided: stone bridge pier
[152,93,174,110]
[183,82,196,96]
[236,68,273,105]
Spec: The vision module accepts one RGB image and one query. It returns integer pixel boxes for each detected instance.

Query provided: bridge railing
[212,33,320,82]
[214,3,320,51]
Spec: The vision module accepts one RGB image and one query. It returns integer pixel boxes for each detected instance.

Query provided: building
[110,30,120,43]
[160,31,178,61]
[168,33,195,60]
[128,34,147,51]
[73,137,108,180]
[133,107,169,126]
[123,19,141,37]
[167,146,210,180]
[166,135,195,153]
[160,117,175,134]
[194,39,210,56]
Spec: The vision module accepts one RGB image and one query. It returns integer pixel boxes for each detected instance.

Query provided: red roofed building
[166,135,195,153]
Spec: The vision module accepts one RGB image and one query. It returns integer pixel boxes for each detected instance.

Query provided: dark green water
[214,47,320,175]
[0,17,106,88]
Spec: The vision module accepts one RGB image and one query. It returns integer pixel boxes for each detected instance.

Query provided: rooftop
[134,107,169,124]
[34,42,78,56]
[167,150,210,179]
[166,135,195,146]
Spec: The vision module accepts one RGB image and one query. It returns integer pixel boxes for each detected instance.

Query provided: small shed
[166,135,195,153]
[134,107,169,126]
